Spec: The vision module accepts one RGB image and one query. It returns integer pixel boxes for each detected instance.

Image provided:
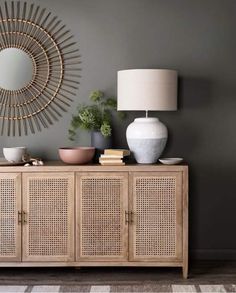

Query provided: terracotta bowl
[58,147,95,164]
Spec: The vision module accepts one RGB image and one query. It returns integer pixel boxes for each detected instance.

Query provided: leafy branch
[68,90,126,141]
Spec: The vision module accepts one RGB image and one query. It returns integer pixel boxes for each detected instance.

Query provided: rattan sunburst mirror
[0,1,80,136]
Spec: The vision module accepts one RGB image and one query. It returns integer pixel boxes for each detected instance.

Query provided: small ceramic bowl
[3,146,26,163]
[58,147,95,164]
[159,158,183,165]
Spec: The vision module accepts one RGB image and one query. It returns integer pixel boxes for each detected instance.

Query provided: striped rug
[0,284,234,292]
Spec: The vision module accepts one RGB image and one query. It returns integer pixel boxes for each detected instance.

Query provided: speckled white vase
[127,117,167,164]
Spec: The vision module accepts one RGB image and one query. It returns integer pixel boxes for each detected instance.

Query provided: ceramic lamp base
[126,117,167,164]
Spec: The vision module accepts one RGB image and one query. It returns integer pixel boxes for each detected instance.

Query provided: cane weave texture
[27,177,70,257]
[0,177,17,257]
[134,176,177,257]
[80,176,124,258]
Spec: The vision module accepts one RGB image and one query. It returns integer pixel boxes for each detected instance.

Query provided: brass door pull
[125,211,129,224]
[130,211,134,223]
[22,211,27,224]
[18,211,22,224]
[125,211,134,224]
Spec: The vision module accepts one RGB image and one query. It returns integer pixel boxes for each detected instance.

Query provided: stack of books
[99,149,130,166]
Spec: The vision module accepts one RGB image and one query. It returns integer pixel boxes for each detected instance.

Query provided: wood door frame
[22,172,75,262]
[76,172,129,262]
[129,171,183,262]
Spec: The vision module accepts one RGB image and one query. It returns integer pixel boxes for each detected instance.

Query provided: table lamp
[117,69,177,164]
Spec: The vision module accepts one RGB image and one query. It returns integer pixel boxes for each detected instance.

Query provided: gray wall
[1,0,236,259]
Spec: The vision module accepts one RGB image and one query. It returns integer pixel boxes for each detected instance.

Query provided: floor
[0,261,235,292]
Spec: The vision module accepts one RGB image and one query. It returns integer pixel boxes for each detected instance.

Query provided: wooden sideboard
[0,162,188,278]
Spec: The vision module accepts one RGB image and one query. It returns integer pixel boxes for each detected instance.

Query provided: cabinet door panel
[130,172,182,261]
[0,173,21,261]
[77,172,128,261]
[22,173,74,262]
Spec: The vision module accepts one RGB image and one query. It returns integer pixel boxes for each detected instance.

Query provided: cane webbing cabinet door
[22,172,74,262]
[0,173,21,262]
[76,172,128,261]
[130,172,183,262]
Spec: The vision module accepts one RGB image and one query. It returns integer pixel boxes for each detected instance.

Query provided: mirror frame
[0,1,80,136]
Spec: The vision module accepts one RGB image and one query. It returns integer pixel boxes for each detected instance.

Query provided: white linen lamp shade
[117,69,178,164]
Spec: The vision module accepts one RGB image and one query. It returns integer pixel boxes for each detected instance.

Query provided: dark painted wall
[1,0,236,259]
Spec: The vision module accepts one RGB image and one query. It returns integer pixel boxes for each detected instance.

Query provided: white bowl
[159,157,183,165]
[3,147,26,163]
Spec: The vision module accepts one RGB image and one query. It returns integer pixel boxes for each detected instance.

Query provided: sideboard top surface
[0,161,188,173]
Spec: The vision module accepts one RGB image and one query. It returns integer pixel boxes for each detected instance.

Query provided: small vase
[91,131,112,162]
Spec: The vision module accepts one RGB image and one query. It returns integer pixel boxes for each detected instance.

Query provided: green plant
[68,90,125,141]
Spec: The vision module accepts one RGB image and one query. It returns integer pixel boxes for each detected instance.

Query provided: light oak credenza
[0,162,188,278]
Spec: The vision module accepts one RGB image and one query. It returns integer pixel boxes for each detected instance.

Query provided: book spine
[104,150,123,156]
[100,162,125,166]
[100,155,123,159]
[99,159,123,164]
[104,149,130,156]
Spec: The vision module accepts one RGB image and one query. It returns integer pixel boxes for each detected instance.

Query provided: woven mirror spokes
[0,1,80,136]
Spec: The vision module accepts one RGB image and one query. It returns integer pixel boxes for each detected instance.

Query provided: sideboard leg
[182,264,188,279]
[182,167,189,279]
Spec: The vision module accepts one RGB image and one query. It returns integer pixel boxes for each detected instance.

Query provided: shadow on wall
[189,163,236,255]
[178,75,214,109]
[161,75,214,157]
[162,75,236,255]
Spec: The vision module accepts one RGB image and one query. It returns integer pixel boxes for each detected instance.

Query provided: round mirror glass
[0,48,34,90]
